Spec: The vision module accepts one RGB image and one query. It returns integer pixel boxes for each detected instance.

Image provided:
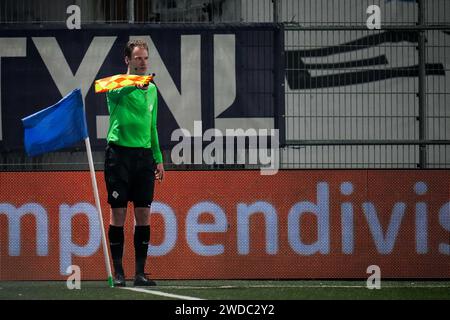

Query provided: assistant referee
[104,40,164,287]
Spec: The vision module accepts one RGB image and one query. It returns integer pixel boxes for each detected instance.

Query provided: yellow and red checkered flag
[94,74,154,93]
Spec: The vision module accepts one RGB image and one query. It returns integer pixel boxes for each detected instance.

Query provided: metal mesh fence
[0,1,448,25]
[0,0,244,24]
[279,0,418,26]
[281,0,450,168]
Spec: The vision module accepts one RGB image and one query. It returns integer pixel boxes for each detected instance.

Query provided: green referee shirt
[106,82,163,164]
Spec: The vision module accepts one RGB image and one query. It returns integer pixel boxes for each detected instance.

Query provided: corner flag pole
[84,136,114,288]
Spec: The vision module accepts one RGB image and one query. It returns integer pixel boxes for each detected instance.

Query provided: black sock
[108,225,124,276]
[134,225,150,275]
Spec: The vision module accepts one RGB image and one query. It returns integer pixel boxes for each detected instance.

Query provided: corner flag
[22,88,88,157]
[21,87,114,287]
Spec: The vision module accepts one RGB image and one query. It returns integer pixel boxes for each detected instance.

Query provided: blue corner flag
[22,88,88,157]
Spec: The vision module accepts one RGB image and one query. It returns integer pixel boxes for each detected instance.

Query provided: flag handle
[84,137,114,288]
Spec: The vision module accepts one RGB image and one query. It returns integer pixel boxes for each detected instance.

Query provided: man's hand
[155,163,165,183]
[136,83,149,90]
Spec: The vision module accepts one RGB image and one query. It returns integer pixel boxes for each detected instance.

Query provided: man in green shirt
[104,40,164,287]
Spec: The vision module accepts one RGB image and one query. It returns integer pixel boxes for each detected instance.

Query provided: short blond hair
[124,40,148,58]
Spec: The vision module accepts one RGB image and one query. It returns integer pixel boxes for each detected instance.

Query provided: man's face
[127,46,148,75]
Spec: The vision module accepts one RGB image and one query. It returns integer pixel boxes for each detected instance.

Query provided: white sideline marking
[147,284,450,290]
[121,287,204,300]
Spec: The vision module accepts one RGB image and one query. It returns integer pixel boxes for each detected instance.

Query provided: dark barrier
[0,24,284,152]
[0,170,449,280]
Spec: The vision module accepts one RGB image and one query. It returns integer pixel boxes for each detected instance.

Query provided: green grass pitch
[1,280,449,300]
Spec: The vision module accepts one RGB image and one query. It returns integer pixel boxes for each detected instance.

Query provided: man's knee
[111,207,127,226]
[134,206,150,225]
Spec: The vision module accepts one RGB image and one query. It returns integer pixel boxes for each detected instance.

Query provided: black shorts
[104,143,156,208]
